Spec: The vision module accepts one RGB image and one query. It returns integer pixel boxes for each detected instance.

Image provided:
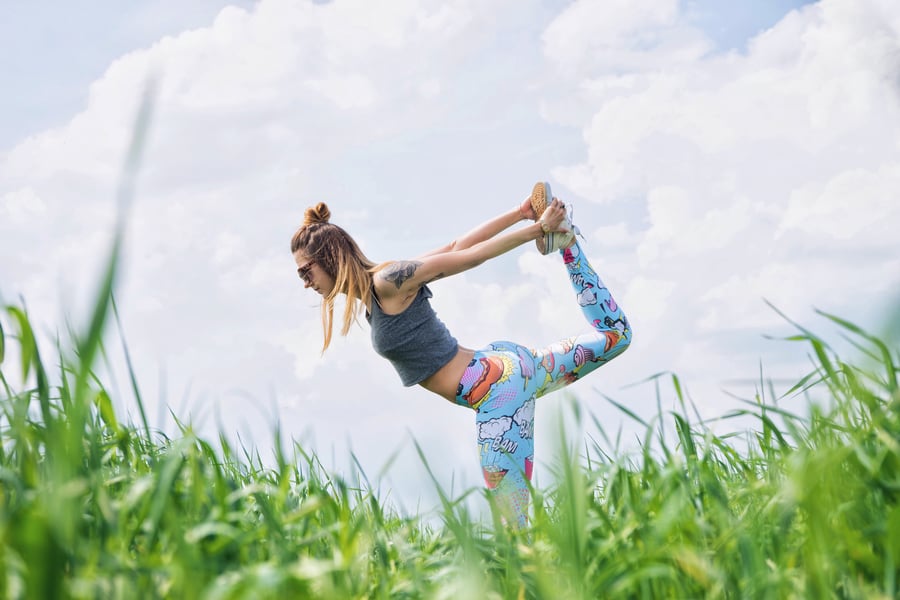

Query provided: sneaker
[536,200,582,255]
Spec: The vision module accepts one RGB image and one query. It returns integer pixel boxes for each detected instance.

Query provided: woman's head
[291,202,376,352]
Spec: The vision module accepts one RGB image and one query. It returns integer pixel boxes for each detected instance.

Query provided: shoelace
[566,203,584,239]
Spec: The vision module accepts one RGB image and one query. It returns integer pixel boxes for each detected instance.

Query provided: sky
[2,0,898,520]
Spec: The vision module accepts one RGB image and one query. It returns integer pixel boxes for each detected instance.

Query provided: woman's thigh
[455,342,539,483]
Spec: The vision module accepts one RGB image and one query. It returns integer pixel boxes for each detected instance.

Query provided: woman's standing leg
[457,345,541,529]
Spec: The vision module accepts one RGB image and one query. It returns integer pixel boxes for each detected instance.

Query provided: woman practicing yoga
[290,182,631,527]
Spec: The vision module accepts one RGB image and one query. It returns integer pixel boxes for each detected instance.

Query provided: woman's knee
[607,320,632,359]
[619,320,632,351]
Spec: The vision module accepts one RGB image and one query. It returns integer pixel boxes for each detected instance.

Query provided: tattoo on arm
[383,261,423,289]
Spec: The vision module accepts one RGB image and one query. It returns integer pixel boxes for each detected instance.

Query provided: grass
[2,268,899,598]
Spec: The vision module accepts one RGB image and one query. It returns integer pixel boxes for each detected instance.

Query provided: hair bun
[303,202,331,227]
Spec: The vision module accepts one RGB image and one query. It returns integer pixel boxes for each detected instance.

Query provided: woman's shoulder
[376,259,426,287]
[372,273,427,316]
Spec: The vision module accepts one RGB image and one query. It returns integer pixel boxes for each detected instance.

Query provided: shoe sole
[530,181,551,219]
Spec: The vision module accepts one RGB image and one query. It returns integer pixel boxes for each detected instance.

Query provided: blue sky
[686,0,815,48]
[1,0,897,520]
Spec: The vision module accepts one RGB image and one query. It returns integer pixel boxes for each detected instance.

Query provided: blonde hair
[290,202,377,353]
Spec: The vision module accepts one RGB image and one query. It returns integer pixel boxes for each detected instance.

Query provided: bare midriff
[419,345,475,404]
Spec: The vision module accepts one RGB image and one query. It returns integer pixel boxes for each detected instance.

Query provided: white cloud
[543,0,709,76]
[550,0,900,201]
[212,230,246,266]
[637,186,756,267]
[304,74,377,109]
[0,187,45,224]
[622,276,676,324]
[778,165,900,243]
[278,324,328,380]
[417,78,442,99]
[590,222,639,248]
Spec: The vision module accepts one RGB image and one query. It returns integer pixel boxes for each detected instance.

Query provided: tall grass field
[2,256,899,599]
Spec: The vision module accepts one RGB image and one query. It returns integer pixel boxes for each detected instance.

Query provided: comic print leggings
[454,240,631,528]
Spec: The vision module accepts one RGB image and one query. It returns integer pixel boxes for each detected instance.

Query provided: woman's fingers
[537,197,572,232]
[520,197,537,221]
[543,198,566,227]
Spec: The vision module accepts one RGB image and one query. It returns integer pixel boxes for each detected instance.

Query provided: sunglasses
[297,260,315,283]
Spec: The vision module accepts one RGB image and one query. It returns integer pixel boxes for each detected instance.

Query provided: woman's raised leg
[454,239,631,528]
[533,239,631,398]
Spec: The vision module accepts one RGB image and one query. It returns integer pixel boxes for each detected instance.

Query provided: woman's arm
[377,199,566,301]
[417,198,537,258]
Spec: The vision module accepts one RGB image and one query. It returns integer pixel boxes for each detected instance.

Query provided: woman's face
[293,250,335,296]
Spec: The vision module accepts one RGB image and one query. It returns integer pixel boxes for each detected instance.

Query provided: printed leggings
[454,240,631,528]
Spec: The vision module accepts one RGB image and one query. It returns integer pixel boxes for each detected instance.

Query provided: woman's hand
[539,198,568,232]
[518,197,537,221]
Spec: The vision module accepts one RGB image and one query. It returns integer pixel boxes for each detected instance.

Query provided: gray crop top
[366,285,459,386]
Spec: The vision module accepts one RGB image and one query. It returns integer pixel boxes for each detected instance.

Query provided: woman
[290,182,631,528]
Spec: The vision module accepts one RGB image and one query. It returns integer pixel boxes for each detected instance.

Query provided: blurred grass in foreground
[2,274,899,599]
